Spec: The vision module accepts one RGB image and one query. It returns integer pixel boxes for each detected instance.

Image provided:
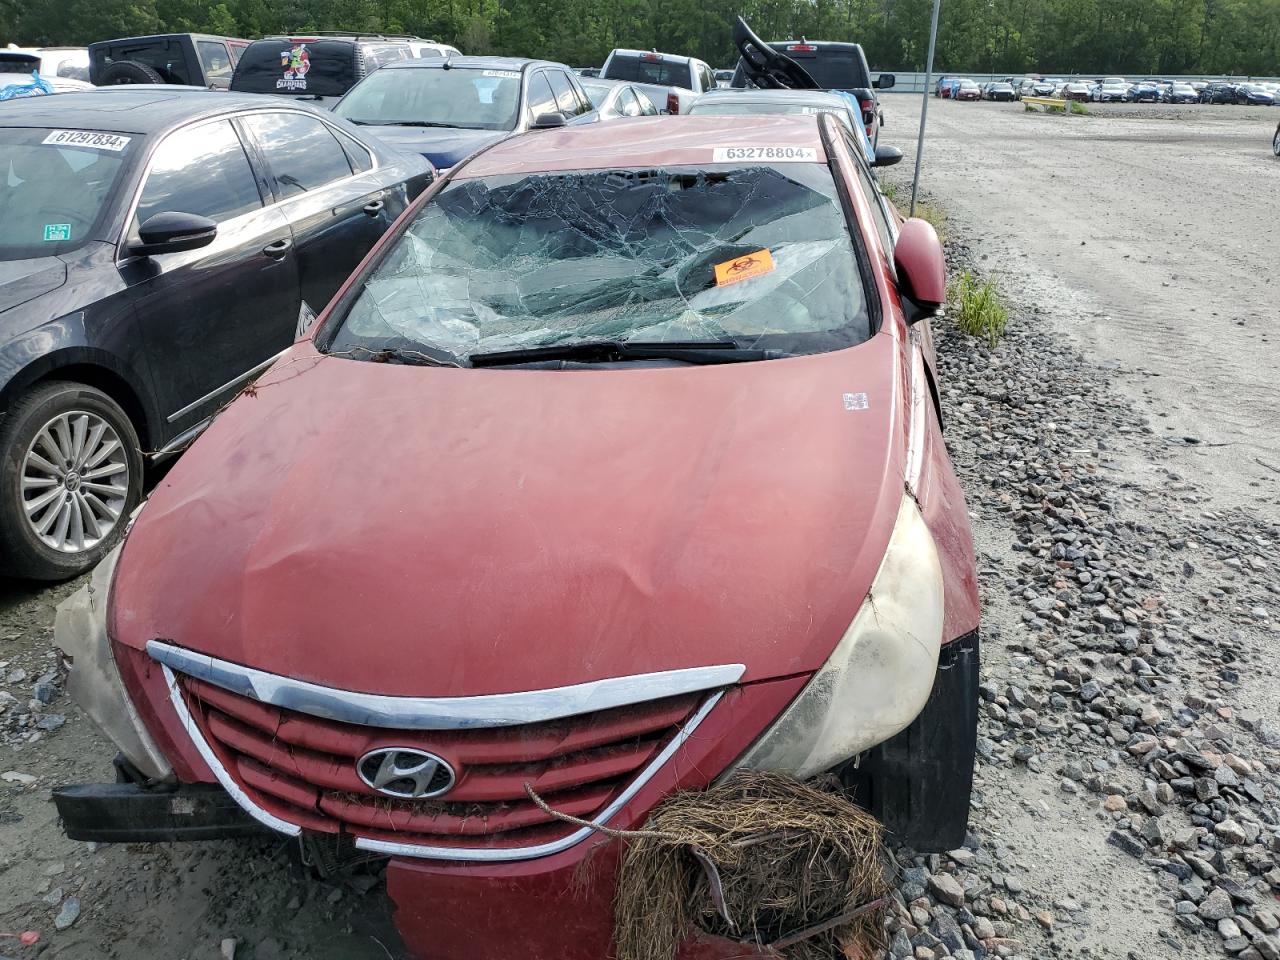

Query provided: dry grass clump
[612,772,890,960]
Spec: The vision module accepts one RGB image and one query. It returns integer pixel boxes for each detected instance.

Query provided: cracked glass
[325,163,871,364]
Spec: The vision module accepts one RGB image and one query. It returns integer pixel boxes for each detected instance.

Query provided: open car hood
[111,340,907,697]
[0,256,66,315]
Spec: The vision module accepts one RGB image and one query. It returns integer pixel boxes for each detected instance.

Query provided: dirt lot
[885,95,1280,522]
[1,96,1278,960]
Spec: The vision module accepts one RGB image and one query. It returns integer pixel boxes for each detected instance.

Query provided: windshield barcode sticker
[42,130,132,152]
[482,70,520,79]
[712,146,818,163]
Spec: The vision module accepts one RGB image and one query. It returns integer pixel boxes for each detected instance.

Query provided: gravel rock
[927,873,966,908]
[54,896,80,930]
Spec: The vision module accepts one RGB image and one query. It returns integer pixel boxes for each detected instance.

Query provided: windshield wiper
[468,340,790,368]
[380,120,465,128]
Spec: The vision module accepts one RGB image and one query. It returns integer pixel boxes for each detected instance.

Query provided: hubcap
[20,410,129,554]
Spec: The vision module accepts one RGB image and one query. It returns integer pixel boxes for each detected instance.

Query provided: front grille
[177,675,700,851]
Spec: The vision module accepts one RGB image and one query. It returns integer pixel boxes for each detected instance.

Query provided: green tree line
[4,0,1278,76]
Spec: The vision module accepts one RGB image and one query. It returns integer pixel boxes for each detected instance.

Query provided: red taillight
[666,92,680,114]
[786,43,818,52]
[642,52,662,61]
[858,97,874,113]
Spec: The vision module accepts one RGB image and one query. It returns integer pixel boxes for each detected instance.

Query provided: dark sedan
[1237,83,1276,105]
[0,90,433,579]
[983,81,1016,101]
[1162,82,1199,103]
[333,57,599,174]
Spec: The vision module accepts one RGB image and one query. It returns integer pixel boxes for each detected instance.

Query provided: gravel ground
[0,97,1277,960]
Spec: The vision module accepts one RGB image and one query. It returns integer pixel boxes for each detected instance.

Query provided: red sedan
[54,116,980,960]
[953,79,982,100]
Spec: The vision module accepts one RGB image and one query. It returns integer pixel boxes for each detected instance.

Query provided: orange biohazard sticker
[714,249,775,287]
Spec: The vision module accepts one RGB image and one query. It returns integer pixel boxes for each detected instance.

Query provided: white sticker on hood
[843,392,869,411]
[42,130,132,152]
[712,146,818,163]
[482,70,520,79]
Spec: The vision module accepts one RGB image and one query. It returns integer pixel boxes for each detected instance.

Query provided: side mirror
[531,111,566,129]
[874,73,896,89]
[130,212,217,257]
[873,145,903,168]
[894,218,945,325]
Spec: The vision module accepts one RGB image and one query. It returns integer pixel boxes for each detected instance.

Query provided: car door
[238,110,391,315]
[119,118,300,439]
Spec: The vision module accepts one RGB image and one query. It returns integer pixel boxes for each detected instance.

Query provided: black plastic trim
[53,782,270,843]
[840,629,979,853]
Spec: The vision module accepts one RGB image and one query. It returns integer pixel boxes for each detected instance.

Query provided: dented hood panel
[110,339,907,696]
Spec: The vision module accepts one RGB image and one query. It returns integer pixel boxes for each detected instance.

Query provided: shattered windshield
[335,67,522,131]
[323,163,871,364]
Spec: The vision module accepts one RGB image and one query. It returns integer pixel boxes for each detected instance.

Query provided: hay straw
[601,772,890,960]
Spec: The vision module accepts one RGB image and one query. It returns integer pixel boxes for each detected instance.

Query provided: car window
[333,128,373,174]
[634,90,658,115]
[547,71,581,115]
[197,41,232,81]
[239,113,354,199]
[0,127,132,259]
[335,67,522,132]
[567,74,593,113]
[326,162,871,363]
[527,72,557,120]
[616,88,639,117]
[364,44,410,69]
[842,130,893,254]
[603,53,693,89]
[135,120,261,228]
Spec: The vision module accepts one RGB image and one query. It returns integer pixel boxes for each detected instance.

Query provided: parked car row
[5,14,981,960]
[936,72,1280,105]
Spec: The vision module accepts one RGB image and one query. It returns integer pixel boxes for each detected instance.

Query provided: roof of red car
[460,115,830,178]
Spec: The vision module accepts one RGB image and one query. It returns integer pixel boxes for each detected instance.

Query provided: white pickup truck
[599,48,715,114]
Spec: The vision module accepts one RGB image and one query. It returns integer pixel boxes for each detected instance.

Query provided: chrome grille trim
[354,691,722,861]
[147,640,743,730]
[160,656,725,861]
[161,664,301,838]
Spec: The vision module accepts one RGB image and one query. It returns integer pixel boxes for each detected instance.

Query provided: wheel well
[2,364,151,451]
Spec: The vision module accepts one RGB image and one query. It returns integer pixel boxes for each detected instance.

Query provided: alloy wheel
[20,410,129,554]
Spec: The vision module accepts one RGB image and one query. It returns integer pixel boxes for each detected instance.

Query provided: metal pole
[910,0,943,216]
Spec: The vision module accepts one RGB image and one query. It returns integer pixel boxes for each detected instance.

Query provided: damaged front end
[51,545,267,842]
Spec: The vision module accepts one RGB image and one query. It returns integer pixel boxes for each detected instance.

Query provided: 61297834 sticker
[712,146,818,163]
[42,130,132,152]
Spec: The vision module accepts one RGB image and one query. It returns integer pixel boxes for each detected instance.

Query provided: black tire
[97,60,165,86]
[839,630,979,853]
[1273,128,1280,157]
[0,382,143,581]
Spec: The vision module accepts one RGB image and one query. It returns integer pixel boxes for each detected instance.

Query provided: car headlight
[728,495,944,780]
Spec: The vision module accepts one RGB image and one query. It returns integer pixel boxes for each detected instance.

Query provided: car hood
[361,125,509,169]
[0,256,66,315]
[111,338,907,697]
